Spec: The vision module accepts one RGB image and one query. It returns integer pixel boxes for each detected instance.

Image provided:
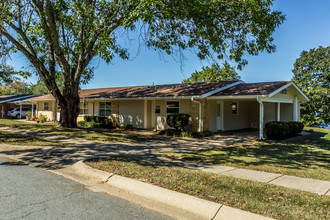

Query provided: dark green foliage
[199,130,215,137]
[166,113,190,131]
[78,121,87,127]
[124,124,134,130]
[292,46,330,126]
[265,121,304,140]
[183,62,241,83]
[157,129,214,138]
[82,115,114,129]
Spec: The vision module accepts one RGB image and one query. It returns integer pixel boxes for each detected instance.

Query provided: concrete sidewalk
[0,126,329,195]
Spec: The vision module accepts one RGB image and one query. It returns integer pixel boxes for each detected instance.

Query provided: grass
[163,127,330,181]
[85,157,330,220]
[0,119,166,143]
[0,130,64,146]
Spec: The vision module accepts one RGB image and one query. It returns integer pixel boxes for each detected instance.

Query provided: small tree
[166,113,190,131]
[183,62,241,83]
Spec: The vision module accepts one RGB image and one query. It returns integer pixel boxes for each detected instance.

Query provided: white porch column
[277,102,281,121]
[258,98,264,140]
[31,104,34,118]
[293,96,298,122]
[144,100,148,129]
[19,104,22,119]
[151,100,155,128]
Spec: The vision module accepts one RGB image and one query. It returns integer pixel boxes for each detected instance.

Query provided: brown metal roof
[29,81,238,100]
[211,81,291,96]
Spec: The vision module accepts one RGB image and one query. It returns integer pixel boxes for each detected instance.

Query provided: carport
[0,94,39,119]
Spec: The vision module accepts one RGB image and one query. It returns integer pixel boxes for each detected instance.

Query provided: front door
[216,103,221,130]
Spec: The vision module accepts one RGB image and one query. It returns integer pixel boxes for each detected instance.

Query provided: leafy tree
[0,65,18,85]
[183,61,241,83]
[292,46,330,126]
[0,79,31,95]
[30,75,64,95]
[0,0,285,127]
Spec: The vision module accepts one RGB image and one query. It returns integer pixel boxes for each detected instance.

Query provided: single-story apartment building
[25,80,309,139]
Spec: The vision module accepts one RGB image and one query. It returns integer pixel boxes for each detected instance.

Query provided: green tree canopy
[183,61,241,83]
[292,46,330,126]
[0,0,285,127]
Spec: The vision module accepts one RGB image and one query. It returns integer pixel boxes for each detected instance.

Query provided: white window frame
[79,102,89,115]
[231,101,238,115]
[99,101,111,117]
[44,102,49,110]
[166,101,180,114]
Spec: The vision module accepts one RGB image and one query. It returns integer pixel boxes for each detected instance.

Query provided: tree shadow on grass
[173,131,330,171]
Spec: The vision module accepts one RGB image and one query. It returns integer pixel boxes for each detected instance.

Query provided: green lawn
[163,127,330,181]
[0,119,166,143]
[86,157,330,220]
[0,131,64,146]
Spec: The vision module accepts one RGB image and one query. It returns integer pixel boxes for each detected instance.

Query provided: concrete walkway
[0,126,329,195]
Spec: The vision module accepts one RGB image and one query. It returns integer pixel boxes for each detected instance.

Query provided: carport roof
[0,94,39,104]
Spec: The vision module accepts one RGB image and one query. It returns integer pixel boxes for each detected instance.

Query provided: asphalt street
[0,157,173,220]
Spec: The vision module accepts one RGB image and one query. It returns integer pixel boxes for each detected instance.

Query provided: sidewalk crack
[104,174,115,183]
[267,174,284,183]
[211,204,223,220]
[216,168,237,174]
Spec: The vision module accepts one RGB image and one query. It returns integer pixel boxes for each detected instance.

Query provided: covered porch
[207,97,299,139]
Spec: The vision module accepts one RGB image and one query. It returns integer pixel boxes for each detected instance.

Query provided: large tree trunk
[55,90,80,128]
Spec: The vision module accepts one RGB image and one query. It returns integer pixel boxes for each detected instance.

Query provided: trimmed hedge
[166,113,190,131]
[82,115,114,128]
[265,121,304,140]
[157,129,214,138]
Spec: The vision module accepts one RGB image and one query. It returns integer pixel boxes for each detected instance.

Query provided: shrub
[180,131,192,137]
[83,115,114,129]
[265,121,304,140]
[199,130,214,137]
[156,129,181,136]
[166,113,190,131]
[37,113,47,123]
[78,121,87,127]
[156,130,166,135]
[124,124,134,130]
[26,111,32,120]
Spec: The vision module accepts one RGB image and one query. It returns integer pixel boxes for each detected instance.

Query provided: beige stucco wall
[247,101,259,129]
[264,102,277,125]
[223,101,249,131]
[118,100,144,128]
[36,101,55,121]
[280,103,293,122]
[272,88,295,99]
[207,100,217,131]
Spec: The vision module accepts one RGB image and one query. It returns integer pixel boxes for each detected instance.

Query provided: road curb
[77,160,273,220]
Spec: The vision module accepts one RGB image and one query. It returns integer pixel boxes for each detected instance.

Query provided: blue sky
[8,0,330,89]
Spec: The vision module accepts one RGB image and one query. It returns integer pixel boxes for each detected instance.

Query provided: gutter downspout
[191,97,202,132]
[257,97,264,140]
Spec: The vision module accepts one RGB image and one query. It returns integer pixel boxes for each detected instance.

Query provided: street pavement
[0,157,173,220]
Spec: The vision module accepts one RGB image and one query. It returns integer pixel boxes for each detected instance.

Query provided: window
[99,102,111,116]
[79,102,89,115]
[44,102,49,110]
[166,101,179,114]
[280,89,288,94]
[231,102,238,115]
